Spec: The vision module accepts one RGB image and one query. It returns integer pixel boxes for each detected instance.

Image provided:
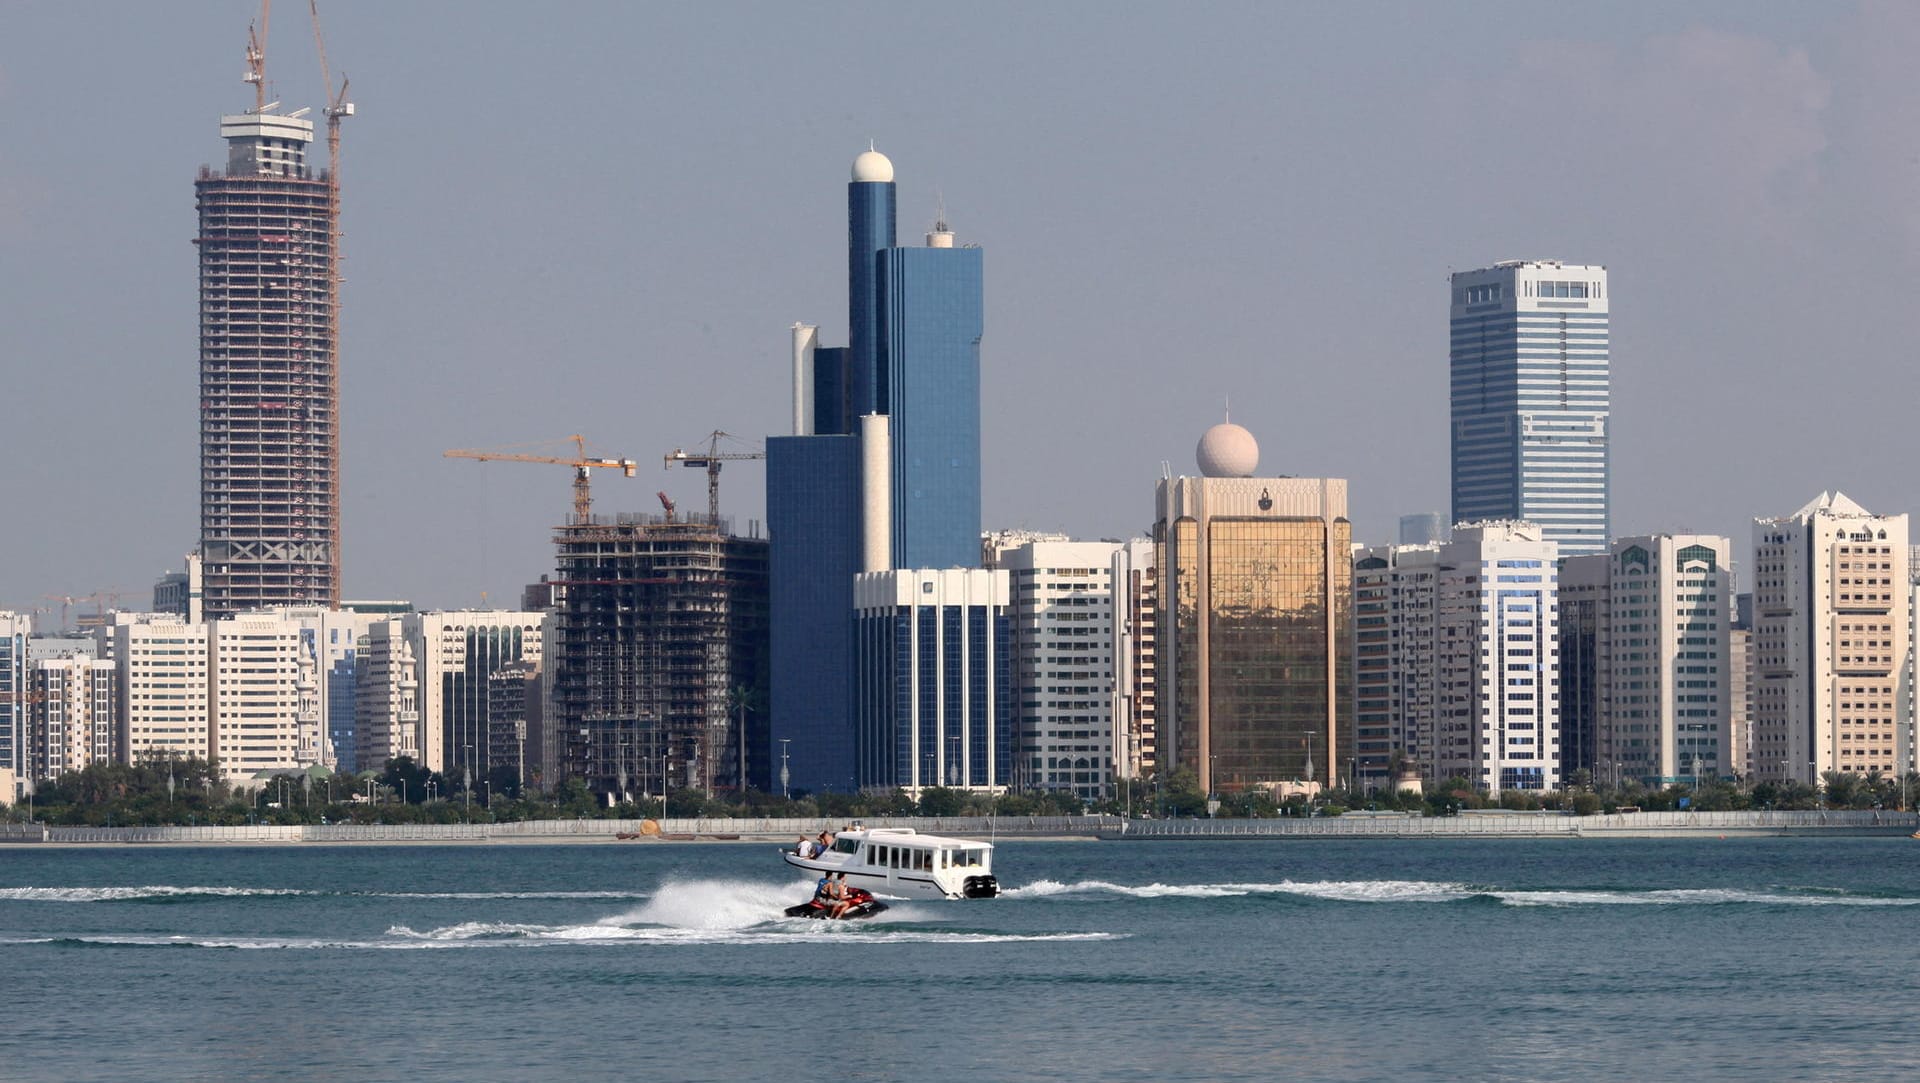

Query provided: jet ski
[785,886,888,920]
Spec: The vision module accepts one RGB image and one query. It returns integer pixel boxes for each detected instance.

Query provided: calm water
[3,837,1919,1082]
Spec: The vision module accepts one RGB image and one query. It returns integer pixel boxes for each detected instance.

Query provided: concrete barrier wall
[14,810,1916,844]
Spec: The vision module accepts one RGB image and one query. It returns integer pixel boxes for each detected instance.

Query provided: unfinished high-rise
[550,513,768,800]
[195,106,339,618]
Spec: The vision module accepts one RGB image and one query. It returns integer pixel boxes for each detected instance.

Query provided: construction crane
[663,431,766,528]
[309,0,352,605]
[445,435,639,525]
[244,1,271,113]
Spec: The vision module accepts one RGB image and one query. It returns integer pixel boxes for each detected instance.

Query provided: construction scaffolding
[195,142,338,617]
[549,513,768,801]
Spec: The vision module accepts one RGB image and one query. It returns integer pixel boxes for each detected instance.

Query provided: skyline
[5,2,1920,614]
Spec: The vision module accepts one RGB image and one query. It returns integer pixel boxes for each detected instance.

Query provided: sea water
[3,837,1918,1082]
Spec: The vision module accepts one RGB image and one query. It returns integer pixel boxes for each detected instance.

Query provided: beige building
[209,615,314,783]
[1155,420,1351,795]
[113,616,212,766]
[1751,492,1912,784]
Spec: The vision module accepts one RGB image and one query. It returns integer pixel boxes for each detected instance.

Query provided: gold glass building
[1155,423,1352,795]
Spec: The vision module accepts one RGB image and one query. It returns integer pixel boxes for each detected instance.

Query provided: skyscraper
[196,104,340,618]
[1155,421,1352,795]
[768,148,986,793]
[883,223,984,570]
[1449,260,1609,556]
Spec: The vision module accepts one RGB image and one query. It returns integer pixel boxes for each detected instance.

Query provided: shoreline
[5,809,1916,846]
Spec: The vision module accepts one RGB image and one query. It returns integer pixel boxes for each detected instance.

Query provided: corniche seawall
[3,809,1916,845]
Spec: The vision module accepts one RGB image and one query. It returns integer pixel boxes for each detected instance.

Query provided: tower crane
[309,1,352,604]
[445,435,639,525]
[663,431,766,528]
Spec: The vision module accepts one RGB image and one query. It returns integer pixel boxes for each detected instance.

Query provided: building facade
[113,616,212,767]
[32,654,117,778]
[1155,422,1351,795]
[1750,493,1912,784]
[999,540,1122,802]
[207,615,313,782]
[1435,522,1561,792]
[852,568,1013,793]
[1449,260,1610,556]
[196,105,340,617]
[412,611,544,779]
[354,619,420,771]
[1110,539,1160,785]
[1351,543,1441,788]
[1,613,28,790]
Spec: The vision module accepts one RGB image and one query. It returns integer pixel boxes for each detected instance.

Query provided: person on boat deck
[816,829,834,853]
[796,835,816,859]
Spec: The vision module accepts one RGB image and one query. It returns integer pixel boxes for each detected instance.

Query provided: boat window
[916,850,930,871]
[888,847,899,868]
[834,837,858,854]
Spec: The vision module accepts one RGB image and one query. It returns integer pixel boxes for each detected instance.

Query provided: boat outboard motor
[963,874,999,899]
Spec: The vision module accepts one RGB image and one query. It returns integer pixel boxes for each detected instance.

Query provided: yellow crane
[445,435,639,525]
[663,431,765,527]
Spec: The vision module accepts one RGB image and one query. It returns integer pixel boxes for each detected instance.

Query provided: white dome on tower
[852,147,894,183]
[1196,422,1259,478]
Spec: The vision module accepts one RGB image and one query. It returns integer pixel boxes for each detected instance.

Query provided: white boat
[781,826,999,900]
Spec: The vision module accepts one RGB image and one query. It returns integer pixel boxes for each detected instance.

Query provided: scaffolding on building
[549,513,768,802]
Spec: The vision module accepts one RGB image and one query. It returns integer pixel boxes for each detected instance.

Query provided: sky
[3,1,1919,618]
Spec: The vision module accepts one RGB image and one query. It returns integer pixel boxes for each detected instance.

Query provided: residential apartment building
[113,616,212,767]
[999,539,1122,802]
[1563,536,1733,786]
[1750,493,1911,783]
[1351,543,1441,787]
[32,654,116,777]
[1435,522,1561,792]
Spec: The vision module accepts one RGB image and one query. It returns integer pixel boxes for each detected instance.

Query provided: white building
[1751,493,1912,784]
[1351,543,1441,786]
[355,619,421,770]
[999,539,1123,802]
[1110,538,1159,783]
[1435,522,1560,792]
[113,615,212,767]
[32,653,116,777]
[1563,536,1733,787]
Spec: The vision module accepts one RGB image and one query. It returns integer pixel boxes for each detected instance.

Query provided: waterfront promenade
[3,809,1915,845]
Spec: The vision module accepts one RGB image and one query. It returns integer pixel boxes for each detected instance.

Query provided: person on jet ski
[828,872,855,919]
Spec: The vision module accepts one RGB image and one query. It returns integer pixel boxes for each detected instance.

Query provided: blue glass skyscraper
[883,236,984,570]
[1449,260,1610,556]
[767,148,986,794]
[848,149,896,421]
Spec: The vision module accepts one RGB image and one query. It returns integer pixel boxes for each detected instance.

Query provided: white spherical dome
[852,148,895,183]
[1196,422,1259,478]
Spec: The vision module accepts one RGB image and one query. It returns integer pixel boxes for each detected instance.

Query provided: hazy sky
[4,2,1918,617]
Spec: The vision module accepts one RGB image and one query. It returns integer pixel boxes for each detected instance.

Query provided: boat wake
[0,885,646,903]
[1005,879,1920,907]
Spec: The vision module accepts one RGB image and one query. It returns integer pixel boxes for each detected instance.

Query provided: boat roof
[837,827,992,850]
